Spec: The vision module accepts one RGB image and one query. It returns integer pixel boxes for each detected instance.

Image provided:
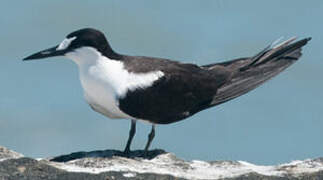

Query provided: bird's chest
[77,59,164,120]
[79,64,131,119]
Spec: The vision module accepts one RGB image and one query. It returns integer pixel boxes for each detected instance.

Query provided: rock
[0,146,323,180]
[0,146,23,162]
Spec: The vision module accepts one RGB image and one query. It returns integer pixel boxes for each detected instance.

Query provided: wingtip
[297,37,312,47]
[272,37,311,49]
[300,37,312,43]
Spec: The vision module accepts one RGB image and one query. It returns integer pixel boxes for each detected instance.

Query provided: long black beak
[23,45,66,61]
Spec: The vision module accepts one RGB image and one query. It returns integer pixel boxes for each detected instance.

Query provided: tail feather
[202,37,311,106]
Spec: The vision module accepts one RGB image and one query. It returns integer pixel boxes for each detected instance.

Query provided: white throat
[65,47,164,119]
[65,47,101,66]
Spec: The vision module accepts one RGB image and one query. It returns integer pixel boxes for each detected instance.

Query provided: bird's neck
[66,47,117,67]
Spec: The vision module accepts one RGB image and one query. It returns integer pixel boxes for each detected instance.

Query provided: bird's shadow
[50,149,167,163]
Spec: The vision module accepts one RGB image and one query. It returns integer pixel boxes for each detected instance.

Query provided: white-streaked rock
[0,146,23,162]
[47,151,323,180]
[1,146,323,180]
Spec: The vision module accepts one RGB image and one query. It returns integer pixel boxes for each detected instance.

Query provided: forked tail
[202,37,311,106]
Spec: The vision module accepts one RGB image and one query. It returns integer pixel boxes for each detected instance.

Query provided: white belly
[84,91,130,119]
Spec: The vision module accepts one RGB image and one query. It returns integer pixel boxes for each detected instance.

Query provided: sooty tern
[23,28,311,155]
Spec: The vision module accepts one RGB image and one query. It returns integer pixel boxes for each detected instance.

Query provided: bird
[23,28,311,155]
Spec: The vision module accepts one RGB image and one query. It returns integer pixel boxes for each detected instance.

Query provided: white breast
[66,47,164,119]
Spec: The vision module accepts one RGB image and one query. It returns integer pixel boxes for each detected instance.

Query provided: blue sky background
[0,0,322,165]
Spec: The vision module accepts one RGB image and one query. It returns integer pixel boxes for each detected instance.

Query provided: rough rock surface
[0,146,23,162]
[0,146,323,180]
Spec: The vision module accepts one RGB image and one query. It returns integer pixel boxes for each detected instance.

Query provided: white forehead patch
[57,36,77,50]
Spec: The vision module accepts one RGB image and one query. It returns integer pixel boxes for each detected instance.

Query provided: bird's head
[23,28,118,62]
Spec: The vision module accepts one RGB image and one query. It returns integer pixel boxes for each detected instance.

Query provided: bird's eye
[57,36,77,50]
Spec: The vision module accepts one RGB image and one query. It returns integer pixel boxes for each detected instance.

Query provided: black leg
[124,119,136,154]
[144,124,155,154]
